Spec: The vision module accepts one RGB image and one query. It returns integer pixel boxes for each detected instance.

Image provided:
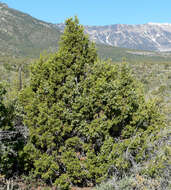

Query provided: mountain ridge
[1,2,171,59]
[56,22,171,52]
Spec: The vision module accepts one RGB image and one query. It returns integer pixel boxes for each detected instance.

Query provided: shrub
[94,126,171,190]
[0,83,25,178]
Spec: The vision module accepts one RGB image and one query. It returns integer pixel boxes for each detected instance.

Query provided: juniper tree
[20,17,165,189]
[20,16,97,185]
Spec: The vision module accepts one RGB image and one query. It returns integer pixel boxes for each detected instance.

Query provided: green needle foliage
[20,17,165,189]
[0,84,12,130]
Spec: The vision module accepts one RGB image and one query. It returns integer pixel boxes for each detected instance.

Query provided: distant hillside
[0,2,61,57]
[96,44,171,63]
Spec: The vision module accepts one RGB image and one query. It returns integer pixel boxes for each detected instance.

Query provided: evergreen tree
[20,17,165,189]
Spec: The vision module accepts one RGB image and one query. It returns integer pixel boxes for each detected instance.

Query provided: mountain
[1,2,171,61]
[56,23,171,52]
[0,2,61,57]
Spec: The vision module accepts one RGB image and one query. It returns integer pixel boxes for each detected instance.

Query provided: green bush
[94,125,170,190]
[0,83,25,178]
[20,17,165,189]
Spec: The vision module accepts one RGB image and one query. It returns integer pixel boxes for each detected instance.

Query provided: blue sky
[1,0,171,25]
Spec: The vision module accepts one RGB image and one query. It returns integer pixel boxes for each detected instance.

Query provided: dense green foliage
[0,84,24,178]
[94,124,171,190]
[19,17,166,189]
[0,84,13,130]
